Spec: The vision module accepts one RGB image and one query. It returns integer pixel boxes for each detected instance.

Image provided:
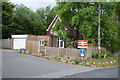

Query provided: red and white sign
[78,40,88,48]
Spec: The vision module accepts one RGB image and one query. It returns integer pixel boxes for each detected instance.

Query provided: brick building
[11,15,65,52]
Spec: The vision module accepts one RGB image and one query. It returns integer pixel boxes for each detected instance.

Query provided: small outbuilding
[11,35,28,49]
[11,34,51,53]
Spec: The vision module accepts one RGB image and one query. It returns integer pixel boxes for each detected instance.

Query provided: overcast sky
[10,0,56,12]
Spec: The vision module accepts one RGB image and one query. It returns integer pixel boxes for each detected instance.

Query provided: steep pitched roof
[46,15,60,32]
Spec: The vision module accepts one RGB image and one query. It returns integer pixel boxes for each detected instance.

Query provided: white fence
[1,39,11,49]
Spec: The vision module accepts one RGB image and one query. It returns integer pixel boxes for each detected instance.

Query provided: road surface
[2,49,118,78]
[64,67,118,78]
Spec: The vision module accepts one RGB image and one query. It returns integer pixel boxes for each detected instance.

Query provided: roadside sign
[78,40,88,48]
[79,48,86,56]
[81,54,84,56]
[79,48,86,54]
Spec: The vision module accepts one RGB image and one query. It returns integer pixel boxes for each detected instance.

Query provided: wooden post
[58,48,59,55]
[45,46,47,55]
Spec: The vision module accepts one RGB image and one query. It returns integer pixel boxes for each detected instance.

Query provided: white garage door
[13,39,26,49]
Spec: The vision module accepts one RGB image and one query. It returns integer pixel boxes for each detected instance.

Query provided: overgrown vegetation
[54,2,120,53]
[92,50,112,58]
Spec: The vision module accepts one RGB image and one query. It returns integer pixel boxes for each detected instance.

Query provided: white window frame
[58,37,64,48]
[39,40,44,46]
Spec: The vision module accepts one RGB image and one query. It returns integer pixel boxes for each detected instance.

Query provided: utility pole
[98,4,101,58]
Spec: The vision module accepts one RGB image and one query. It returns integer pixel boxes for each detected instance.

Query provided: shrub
[39,51,45,56]
[74,59,80,64]
[59,55,64,57]
[51,55,59,59]
[44,41,47,46]
[39,51,44,53]
[92,53,112,58]
[69,59,74,62]
[92,54,98,58]
[92,50,112,58]
[68,45,74,48]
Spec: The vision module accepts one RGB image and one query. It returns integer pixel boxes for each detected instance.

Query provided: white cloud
[10,0,56,12]
[10,0,56,2]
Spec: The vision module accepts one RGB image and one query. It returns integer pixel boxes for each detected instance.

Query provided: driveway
[2,50,100,78]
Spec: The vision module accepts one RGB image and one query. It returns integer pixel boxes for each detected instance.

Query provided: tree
[12,5,41,35]
[54,2,120,53]
[36,6,56,35]
[2,2,56,38]
[11,5,56,35]
[2,1,15,38]
[54,2,99,46]
[100,2,120,53]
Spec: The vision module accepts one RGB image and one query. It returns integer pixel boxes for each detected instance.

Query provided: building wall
[49,36,57,47]
[26,40,39,53]
[26,35,51,53]
[38,35,50,46]
[11,34,58,53]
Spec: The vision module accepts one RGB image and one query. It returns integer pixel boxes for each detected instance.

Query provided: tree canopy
[54,2,120,53]
[2,2,56,38]
[2,1,15,39]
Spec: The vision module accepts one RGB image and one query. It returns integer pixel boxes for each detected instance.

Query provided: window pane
[60,41,63,47]
[42,41,44,45]
[40,41,41,45]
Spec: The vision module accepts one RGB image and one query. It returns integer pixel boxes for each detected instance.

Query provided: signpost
[79,48,86,56]
[78,40,88,57]
[78,40,88,48]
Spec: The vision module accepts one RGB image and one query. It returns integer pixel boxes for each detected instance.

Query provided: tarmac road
[63,67,119,78]
[2,50,100,78]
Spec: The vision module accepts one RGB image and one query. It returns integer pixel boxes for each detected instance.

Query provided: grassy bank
[80,56,118,68]
[49,55,118,68]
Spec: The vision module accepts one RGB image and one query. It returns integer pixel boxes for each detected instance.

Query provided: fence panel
[46,47,59,55]
[45,46,106,59]
[39,46,45,53]
[59,48,66,55]
[46,47,80,58]
[2,39,11,49]
[66,48,80,58]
